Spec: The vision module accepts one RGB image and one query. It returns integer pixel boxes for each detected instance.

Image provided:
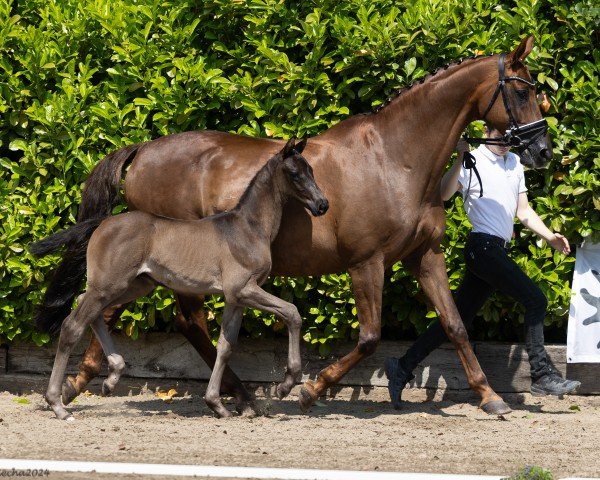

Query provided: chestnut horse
[35,36,551,415]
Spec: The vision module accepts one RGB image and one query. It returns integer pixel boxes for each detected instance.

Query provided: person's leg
[458,240,580,395]
[386,239,495,408]
[398,269,493,372]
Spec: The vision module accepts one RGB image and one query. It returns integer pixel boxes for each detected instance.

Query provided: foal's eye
[290,171,300,180]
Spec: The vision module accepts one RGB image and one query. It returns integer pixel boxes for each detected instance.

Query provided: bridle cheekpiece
[464,53,548,153]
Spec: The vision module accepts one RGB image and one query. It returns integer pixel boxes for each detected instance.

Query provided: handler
[386,124,580,408]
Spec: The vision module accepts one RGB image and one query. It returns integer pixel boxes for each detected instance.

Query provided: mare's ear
[282,138,297,157]
[509,36,534,65]
[294,137,307,154]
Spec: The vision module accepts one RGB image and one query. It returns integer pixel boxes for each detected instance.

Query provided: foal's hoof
[61,376,79,405]
[298,381,318,412]
[480,398,512,415]
[233,390,255,414]
[54,410,75,422]
[210,406,233,418]
[101,380,114,397]
[276,382,292,400]
[238,403,258,418]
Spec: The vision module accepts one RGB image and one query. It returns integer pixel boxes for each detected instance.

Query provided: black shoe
[385,357,415,409]
[530,371,581,396]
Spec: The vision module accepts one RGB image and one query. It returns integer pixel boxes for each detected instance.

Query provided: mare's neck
[372,56,496,197]
[235,160,285,242]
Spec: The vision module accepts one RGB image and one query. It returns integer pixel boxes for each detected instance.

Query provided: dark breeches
[401,233,549,379]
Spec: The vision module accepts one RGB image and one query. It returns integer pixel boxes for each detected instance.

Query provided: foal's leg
[174,294,254,414]
[236,282,303,400]
[90,314,125,396]
[204,304,244,418]
[299,257,384,410]
[62,304,125,404]
[46,291,105,421]
[404,247,510,415]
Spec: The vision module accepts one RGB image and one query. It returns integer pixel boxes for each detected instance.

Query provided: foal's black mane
[233,150,284,212]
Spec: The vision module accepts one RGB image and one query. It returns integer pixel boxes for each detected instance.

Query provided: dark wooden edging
[0,333,598,394]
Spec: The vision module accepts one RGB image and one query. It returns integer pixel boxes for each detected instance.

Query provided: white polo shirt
[457,145,527,243]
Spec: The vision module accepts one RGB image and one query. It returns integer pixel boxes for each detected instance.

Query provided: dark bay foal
[30,138,328,420]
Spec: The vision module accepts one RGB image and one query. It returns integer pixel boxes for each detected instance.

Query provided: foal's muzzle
[311,198,329,216]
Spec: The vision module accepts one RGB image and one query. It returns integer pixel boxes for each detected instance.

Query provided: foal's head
[275,138,329,217]
[478,36,552,168]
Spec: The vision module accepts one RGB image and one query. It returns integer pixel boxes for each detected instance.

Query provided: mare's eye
[515,89,529,104]
[290,171,299,180]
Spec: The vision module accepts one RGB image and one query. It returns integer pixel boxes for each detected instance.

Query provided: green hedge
[1,0,598,352]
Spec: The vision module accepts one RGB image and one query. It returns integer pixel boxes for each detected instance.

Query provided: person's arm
[516,192,571,254]
[440,139,469,201]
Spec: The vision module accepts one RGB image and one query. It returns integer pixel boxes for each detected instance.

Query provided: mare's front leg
[404,246,510,415]
[46,291,105,421]
[62,304,125,405]
[299,256,384,411]
[236,282,303,400]
[174,294,254,415]
[204,304,244,418]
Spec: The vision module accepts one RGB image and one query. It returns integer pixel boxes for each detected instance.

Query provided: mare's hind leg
[62,304,125,405]
[404,246,510,415]
[299,257,384,410]
[236,282,303,400]
[174,294,254,414]
[46,290,106,421]
[204,304,244,418]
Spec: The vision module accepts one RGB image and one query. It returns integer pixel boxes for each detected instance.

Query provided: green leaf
[404,57,417,76]
[8,139,27,151]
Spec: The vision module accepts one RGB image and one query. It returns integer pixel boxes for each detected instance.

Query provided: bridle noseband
[461,53,549,198]
[464,53,548,152]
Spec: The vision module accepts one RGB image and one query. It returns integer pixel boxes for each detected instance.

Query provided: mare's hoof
[64,415,75,423]
[298,381,318,412]
[480,399,512,415]
[61,376,78,405]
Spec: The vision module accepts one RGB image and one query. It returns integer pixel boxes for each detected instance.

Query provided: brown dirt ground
[0,384,598,479]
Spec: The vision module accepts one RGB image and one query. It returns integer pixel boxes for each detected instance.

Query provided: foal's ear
[294,137,307,154]
[282,138,297,157]
[509,35,535,65]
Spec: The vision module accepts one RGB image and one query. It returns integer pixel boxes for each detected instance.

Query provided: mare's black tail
[31,144,141,336]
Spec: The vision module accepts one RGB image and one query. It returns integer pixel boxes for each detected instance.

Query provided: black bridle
[461,53,549,198]
[463,53,548,151]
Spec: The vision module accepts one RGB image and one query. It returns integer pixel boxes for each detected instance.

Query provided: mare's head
[275,138,329,216]
[478,36,552,168]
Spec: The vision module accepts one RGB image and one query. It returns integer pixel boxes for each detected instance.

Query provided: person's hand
[455,138,470,155]
[548,232,571,255]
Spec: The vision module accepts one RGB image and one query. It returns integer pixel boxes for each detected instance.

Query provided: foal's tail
[31,144,141,336]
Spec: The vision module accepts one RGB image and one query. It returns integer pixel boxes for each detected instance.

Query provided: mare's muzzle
[505,118,548,153]
[508,118,552,168]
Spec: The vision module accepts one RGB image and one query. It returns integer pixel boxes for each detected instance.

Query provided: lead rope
[462,151,483,198]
